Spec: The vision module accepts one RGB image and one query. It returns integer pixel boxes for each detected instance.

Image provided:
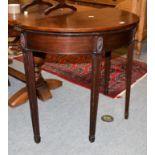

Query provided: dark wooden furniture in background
[21,0,77,15]
[21,0,53,12]
[68,0,124,7]
[9,26,62,107]
[8,6,139,143]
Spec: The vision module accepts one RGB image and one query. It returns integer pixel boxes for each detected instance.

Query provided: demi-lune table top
[8,5,139,33]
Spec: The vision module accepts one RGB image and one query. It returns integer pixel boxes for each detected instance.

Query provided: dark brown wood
[103,29,135,50]
[68,1,108,8]
[8,80,11,86]
[24,28,135,54]
[8,66,62,107]
[125,42,134,119]
[8,6,139,143]
[104,50,111,95]
[23,50,41,143]
[8,58,13,65]
[8,25,20,37]
[21,0,53,13]
[89,52,103,142]
[8,53,62,107]
[8,66,26,82]
[32,52,52,100]
[69,0,124,7]
[26,34,99,54]
[8,27,63,107]
[21,0,77,15]
[8,8,139,32]
[44,0,77,15]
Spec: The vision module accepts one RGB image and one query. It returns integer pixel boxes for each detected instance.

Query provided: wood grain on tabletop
[8,4,139,33]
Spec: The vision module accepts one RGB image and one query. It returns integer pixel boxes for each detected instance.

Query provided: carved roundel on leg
[20,33,26,49]
[96,37,103,54]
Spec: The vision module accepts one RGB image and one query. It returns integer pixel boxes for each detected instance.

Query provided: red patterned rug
[14,54,147,98]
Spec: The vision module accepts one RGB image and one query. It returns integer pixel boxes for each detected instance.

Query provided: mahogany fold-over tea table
[8,7,139,143]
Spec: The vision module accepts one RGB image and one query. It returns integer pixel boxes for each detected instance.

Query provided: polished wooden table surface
[9,6,138,32]
[8,5,139,143]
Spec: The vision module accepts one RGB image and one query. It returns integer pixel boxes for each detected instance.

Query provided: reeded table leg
[104,50,111,95]
[125,43,134,119]
[89,53,102,143]
[23,50,41,143]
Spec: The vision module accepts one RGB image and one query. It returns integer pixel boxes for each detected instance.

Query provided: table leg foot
[34,135,41,144]
[89,135,95,143]
[125,114,129,119]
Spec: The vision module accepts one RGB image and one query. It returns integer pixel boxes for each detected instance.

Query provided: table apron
[22,28,135,54]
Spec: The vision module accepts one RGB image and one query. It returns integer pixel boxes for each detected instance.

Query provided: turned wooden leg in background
[89,53,102,143]
[33,52,52,101]
[125,43,134,119]
[104,50,111,95]
[23,50,41,143]
[8,52,62,107]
